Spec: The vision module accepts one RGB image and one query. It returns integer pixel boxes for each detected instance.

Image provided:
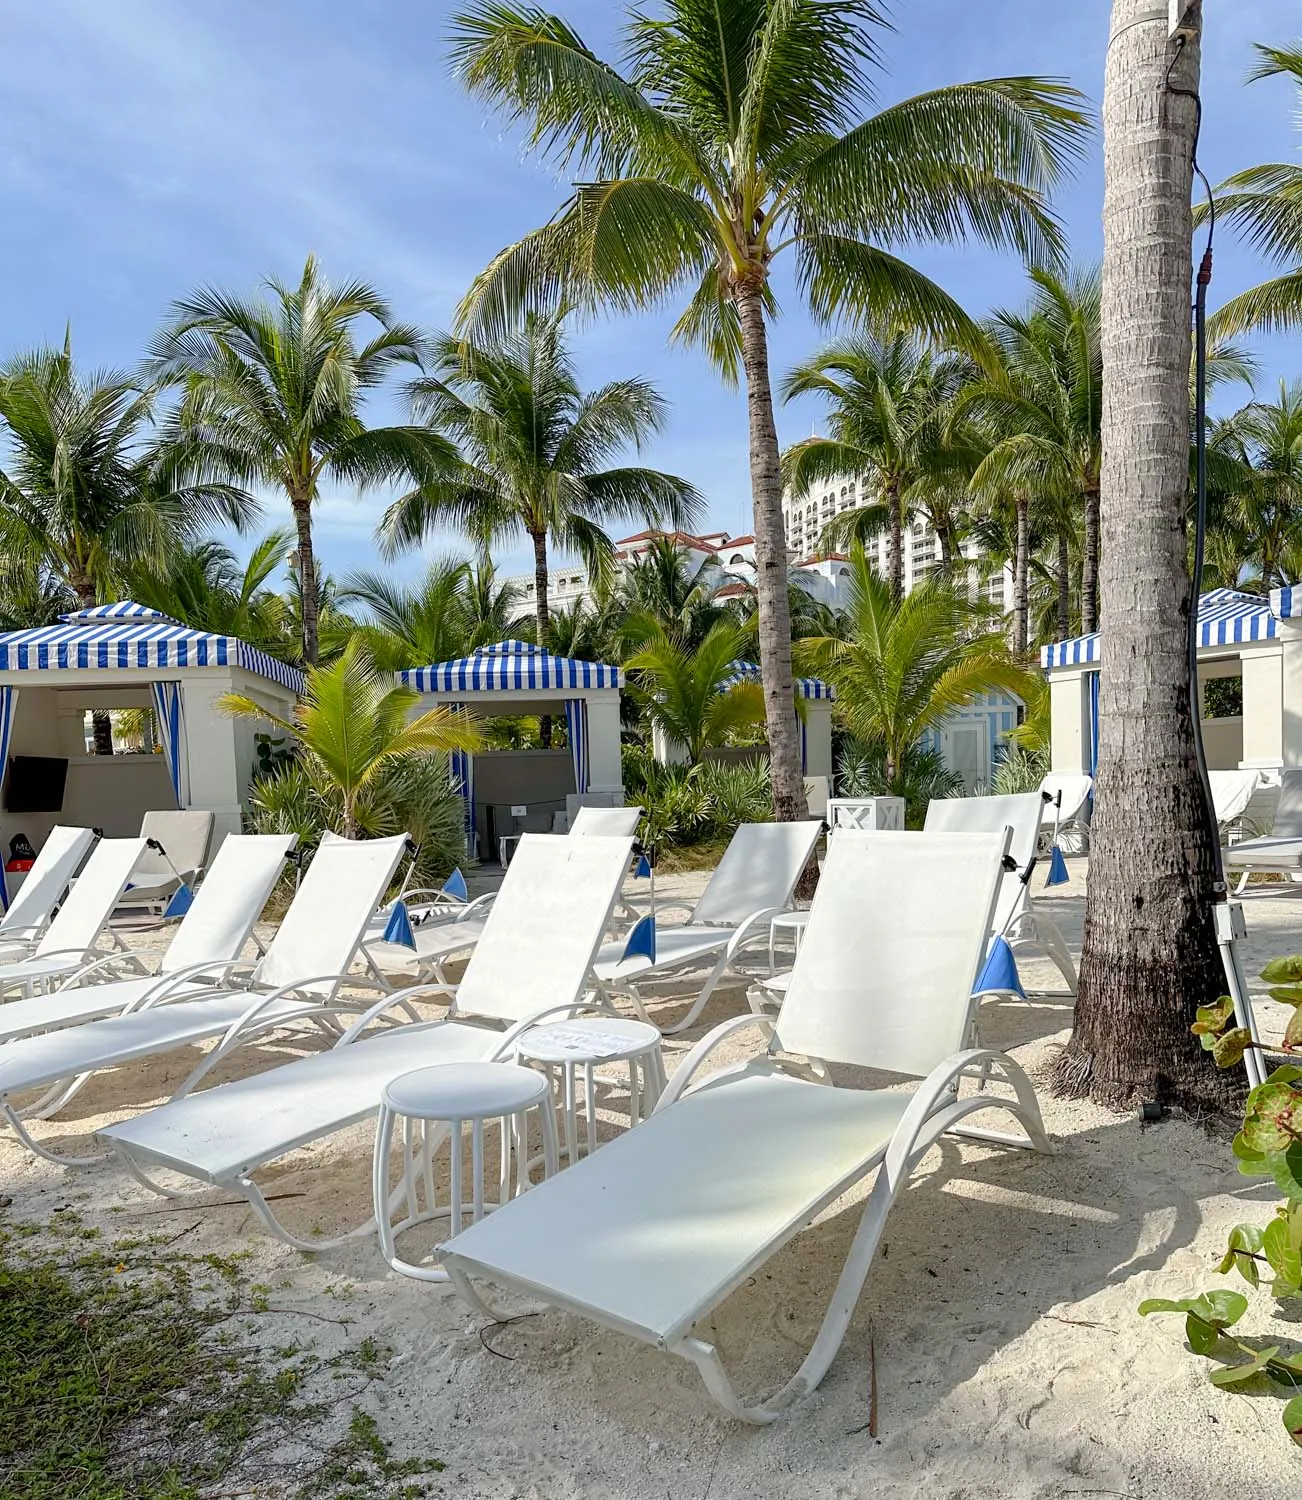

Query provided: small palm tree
[1208,380,1302,591]
[340,556,528,671]
[449,0,1088,821]
[1206,44,1302,337]
[797,549,1033,788]
[221,639,480,838]
[150,256,455,665]
[379,314,702,649]
[780,331,977,599]
[617,536,731,648]
[625,618,765,764]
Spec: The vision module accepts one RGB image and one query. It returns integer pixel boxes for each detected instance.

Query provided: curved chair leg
[659,951,731,1035]
[2,1101,108,1166]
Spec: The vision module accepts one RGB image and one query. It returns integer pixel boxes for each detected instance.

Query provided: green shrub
[989,743,1051,796]
[835,739,963,827]
[622,744,772,850]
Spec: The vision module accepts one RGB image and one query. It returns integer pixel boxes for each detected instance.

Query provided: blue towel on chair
[442,867,469,903]
[621,914,656,965]
[163,883,194,919]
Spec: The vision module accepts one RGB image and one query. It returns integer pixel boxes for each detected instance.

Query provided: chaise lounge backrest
[159,834,297,975]
[689,821,824,928]
[1,825,96,936]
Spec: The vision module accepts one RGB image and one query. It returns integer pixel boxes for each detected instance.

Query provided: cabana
[400,641,625,859]
[1042,587,1302,785]
[0,602,302,859]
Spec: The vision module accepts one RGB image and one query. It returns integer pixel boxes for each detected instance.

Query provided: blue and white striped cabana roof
[1041,588,1288,669]
[723,660,835,700]
[0,602,303,693]
[400,640,623,694]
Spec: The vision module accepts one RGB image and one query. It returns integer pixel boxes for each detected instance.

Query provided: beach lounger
[99,832,635,1250]
[116,811,215,912]
[1225,768,1302,892]
[0,825,98,963]
[924,792,1077,995]
[591,819,824,1034]
[0,834,296,1047]
[1039,772,1093,854]
[438,828,1052,1424]
[0,834,407,1165]
[565,805,643,837]
[1209,769,1261,835]
[0,838,148,999]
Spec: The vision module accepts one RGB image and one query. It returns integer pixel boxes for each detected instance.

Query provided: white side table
[515,1016,666,1165]
[767,909,810,973]
[373,1061,559,1283]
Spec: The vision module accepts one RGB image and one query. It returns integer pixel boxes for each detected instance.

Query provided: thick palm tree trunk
[735,281,808,823]
[1053,0,1233,1112]
[1057,527,1071,640]
[1012,493,1030,655]
[1081,481,1100,632]
[531,529,553,747]
[291,493,319,667]
[885,477,904,600]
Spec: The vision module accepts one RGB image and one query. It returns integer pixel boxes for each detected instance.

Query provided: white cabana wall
[0,602,302,856]
[400,641,625,858]
[1042,587,1302,776]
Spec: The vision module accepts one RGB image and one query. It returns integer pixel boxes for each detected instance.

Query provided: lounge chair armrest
[657,1013,776,1110]
[130,959,260,1010]
[650,900,694,924]
[55,950,154,988]
[9,944,102,969]
[724,906,787,958]
[335,982,460,1044]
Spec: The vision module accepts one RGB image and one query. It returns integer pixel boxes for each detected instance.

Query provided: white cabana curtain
[149,681,188,806]
[0,686,18,907]
[564,698,590,793]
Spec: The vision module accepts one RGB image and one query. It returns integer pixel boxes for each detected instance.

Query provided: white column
[583,694,625,795]
[1049,670,1088,773]
[180,676,244,848]
[802,702,834,780]
[1243,648,1285,767]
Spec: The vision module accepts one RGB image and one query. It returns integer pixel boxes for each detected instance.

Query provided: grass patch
[0,1209,442,1499]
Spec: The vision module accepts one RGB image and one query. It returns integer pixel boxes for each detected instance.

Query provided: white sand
[3,860,1300,1497]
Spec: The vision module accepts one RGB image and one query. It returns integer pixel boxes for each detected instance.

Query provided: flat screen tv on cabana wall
[3,756,69,813]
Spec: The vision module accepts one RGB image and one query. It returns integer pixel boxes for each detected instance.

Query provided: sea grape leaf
[1193,997,1236,1038]
[1242,1082,1302,1153]
[1266,1351,1302,1390]
[1286,1008,1302,1050]
[1284,1394,1302,1446]
[1139,1291,1248,1353]
[1261,956,1302,984]
[1217,1223,1265,1286]
[1264,1216,1302,1293]
[1268,985,1302,1008]
[1212,1029,1253,1068]
[1272,1142,1302,1205]
[1209,1346,1279,1387]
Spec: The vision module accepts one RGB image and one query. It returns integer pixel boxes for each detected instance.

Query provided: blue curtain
[150,681,185,805]
[448,704,476,855]
[564,698,589,792]
[1088,670,1101,777]
[797,707,808,773]
[0,686,17,908]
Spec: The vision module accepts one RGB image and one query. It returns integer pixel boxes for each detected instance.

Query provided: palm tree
[616,535,731,648]
[1207,381,1302,591]
[780,331,977,599]
[1205,43,1302,337]
[0,338,255,751]
[1056,0,1232,1113]
[340,555,528,671]
[448,0,1089,822]
[125,529,296,656]
[625,617,765,763]
[379,314,702,655]
[221,638,480,838]
[149,256,454,666]
[796,549,1032,789]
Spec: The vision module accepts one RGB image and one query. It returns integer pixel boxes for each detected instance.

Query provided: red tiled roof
[714,582,749,598]
[726,534,754,546]
[793,552,850,567]
[614,528,722,552]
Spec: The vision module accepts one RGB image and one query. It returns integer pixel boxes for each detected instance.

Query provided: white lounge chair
[591,819,824,1034]
[1225,768,1302,893]
[98,832,635,1249]
[1039,772,1093,854]
[1209,769,1261,835]
[924,792,1077,996]
[364,806,647,983]
[0,834,408,1165]
[438,828,1052,1424]
[117,810,216,912]
[0,838,148,999]
[0,825,98,963]
[0,833,296,1046]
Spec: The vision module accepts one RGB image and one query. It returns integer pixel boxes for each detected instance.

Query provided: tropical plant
[220,639,480,837]
[621,744,772,851]
[0,560,75,630]
[1205,43,1302,338]
[448,0,1089,823]
[340,555,527,672]
[780,330,977,598]
[377,313,702,654]
[624,617,766,763]
[1207,381,1302,591]
[1139,961,1302,1447]
[616,535,730,648]
[1056,0,1234,1113]
[125,529,296,656]
[797,549,1033,790]
[834,739,962,826]
[150,256,451,665]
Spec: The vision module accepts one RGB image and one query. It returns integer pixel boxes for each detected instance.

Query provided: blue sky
[1,1,1298,583]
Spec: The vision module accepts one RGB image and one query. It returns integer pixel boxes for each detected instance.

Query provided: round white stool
[515,1016,666,1165]
[767,909,809,973]
[373,1060,559,1282]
